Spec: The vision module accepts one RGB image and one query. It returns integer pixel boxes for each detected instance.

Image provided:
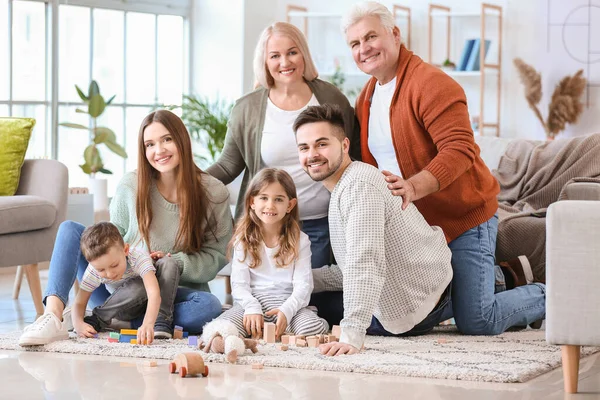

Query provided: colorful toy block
[118,334,137,343]
[108,338,118,343]
[109,332,120,339]
[120,329,138,335]
[188,336,198,346]
[174,330,183,339]
[130,339,137,344]
[183,331,189,338]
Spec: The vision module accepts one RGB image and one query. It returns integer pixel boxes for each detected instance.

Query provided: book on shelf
[457,39,476,71]
[465,39,491,71]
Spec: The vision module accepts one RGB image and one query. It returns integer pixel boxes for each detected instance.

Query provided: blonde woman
[207,22,360,272]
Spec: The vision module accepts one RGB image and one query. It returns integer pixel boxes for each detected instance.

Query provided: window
[2,0,189,195]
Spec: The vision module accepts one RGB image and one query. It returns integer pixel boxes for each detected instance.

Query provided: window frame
[0,0,191,165]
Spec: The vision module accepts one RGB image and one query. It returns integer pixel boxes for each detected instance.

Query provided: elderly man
[341,1,545,335]
[294,104,453,356]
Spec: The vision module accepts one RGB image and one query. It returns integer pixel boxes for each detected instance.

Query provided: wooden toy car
[169,353,209,377]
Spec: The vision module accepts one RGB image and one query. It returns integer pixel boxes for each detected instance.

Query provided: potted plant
[60,80,127,210]
[170,95,233,168]
[441,59,456,72]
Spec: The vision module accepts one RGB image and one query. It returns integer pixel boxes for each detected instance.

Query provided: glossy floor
[0,268,599,400]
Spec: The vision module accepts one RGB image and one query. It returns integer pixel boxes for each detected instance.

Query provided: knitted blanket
[493,134,600,281]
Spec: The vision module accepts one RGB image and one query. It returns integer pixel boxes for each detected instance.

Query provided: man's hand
[264,308,287,339]
[74,321,97,338]
[319,342,359,356]
[382,170,416,210]
[243,314,264,339]
[137,323,154,345]
[150,251,171,260]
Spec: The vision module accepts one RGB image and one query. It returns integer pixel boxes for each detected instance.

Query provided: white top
[79,247,155,294]
[230,232,313,324]
[368,77,403,177]
[261,94,330,220]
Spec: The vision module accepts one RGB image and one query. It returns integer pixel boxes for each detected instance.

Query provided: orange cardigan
[355,45,499,242]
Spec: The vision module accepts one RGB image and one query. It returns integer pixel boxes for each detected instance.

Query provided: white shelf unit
[428,3,503,137]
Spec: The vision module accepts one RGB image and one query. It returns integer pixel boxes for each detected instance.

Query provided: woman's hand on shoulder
[382,170,416,210]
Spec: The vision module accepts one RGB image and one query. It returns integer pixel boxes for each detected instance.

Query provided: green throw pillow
[0,117,36,196]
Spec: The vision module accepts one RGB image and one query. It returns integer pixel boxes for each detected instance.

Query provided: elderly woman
[207,22,360,270]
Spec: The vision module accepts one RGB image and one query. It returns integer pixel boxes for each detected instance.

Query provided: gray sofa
[476,135,600,393]
[0,159,68,316]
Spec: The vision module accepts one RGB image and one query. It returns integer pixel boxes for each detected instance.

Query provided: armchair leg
[23,263,45,318]
[561,345,581,393]
[13,265,25,299]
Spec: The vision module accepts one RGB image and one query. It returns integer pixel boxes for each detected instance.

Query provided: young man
[294,104,453,356]
[341,1,545,335]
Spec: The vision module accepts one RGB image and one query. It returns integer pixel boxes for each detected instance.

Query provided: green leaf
[59,122,89,130]
[105,94,116,106]
[88,94,106,118]
[104,140,128,158]
[94,127,115,144]
[83,145,103,171]
[75,85,88,102]
[75,108,88,114]
[98,168,113,174]
[89,80,100,97]
[79,163,92,174]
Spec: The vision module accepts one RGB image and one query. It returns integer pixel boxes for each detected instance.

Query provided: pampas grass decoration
[514,58,587,140]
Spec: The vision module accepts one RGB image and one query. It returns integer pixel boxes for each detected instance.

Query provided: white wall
[192,0,599,140]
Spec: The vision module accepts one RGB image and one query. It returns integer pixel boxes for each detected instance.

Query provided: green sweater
[110,171,233,292]
[207,78,361,220]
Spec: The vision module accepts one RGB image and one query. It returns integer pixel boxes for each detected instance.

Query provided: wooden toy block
[130,339,138,344]
[174,325,183,331]
[108,338,118,343]
[145,360,158,367]
[263,322,276,343]
[288,335,296,345]
[188,336,198,346]
[325,334,337,343]
[183,331,189,338]
[281,335,290,344]
[92,333,99,338]
[277,344,289,351]
[118,334,137,343]
[169,353,209,378]
[437,338,448,344]
[295,335,306,340]
[109,332,120,339]
[307,337,319,348]
[120,329,138,336]
[331,325,341,339]
[318,334,325,344]
[251,363,264,370]
[174,330,183,339]
[296,338,307,347]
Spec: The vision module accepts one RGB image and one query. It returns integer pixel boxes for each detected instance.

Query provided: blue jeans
[44,221,222,334]
[449,214,546,335]
[367,283,453,336]
[301,216,331,269]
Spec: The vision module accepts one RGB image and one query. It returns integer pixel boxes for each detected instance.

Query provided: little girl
[216,168,329,339]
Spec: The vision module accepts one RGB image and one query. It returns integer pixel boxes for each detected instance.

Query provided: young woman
[19,110,232,346]
[214,168,328,339]
[207,22,361,270]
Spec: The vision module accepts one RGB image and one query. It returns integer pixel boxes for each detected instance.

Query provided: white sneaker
[19,313,69,346]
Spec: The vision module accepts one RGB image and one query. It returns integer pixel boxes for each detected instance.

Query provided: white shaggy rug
[2,328,597,383]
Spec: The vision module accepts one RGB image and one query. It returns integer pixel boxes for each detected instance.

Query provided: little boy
[73,222,181,344]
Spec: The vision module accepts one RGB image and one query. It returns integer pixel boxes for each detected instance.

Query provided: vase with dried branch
[513,58,587,140]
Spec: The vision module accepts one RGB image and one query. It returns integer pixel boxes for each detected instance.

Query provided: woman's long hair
[232,168,301,268]
[136,110,216,253]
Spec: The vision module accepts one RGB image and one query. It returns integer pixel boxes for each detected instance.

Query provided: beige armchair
[0,159,68,316]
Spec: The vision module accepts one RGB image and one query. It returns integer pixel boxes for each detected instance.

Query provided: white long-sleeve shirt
[231,232,313,324]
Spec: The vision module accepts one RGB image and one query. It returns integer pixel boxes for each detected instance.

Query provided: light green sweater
[110,171,233,292]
